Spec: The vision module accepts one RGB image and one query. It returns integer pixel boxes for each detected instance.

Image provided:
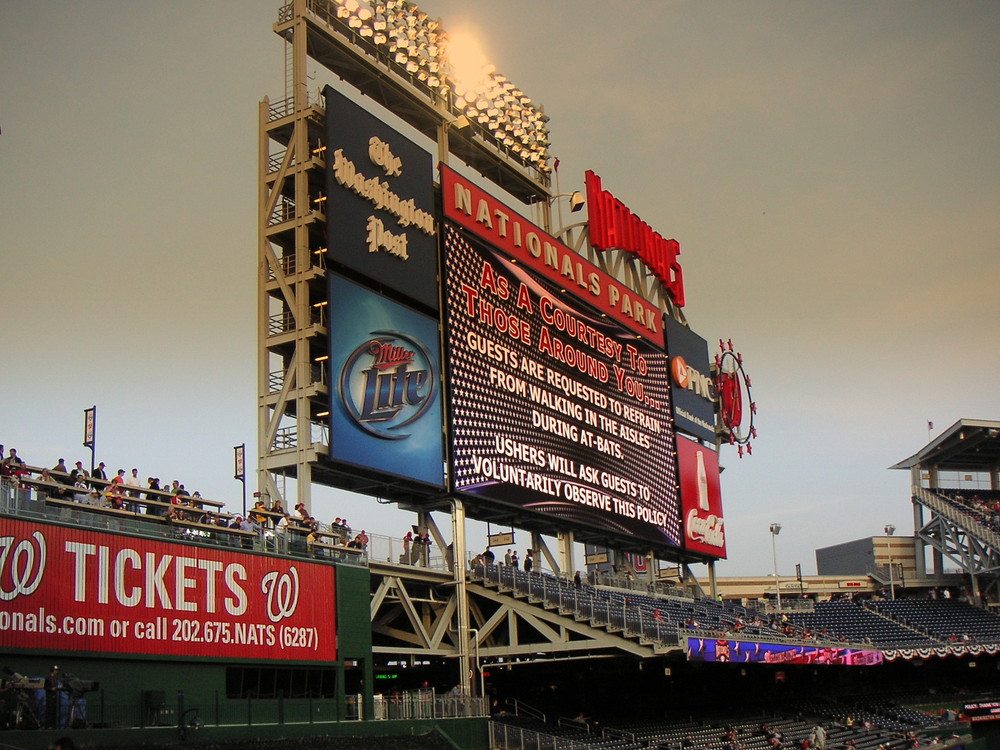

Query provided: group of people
[469,547,534,571]
[401,530,432,565]
[2,446,217,518]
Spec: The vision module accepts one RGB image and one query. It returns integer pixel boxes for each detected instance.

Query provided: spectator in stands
[2,447,25,476]
[402,530,413,563]
[250,499,269,528]
[574,571,582,589]
[415,531,431,566]
[504,549,512,566]
[71,461,88,481]
[524,550,533,572]
[483,549,495,565]
[125,468,142,498]
[72,475,90,503]
[269,497,285,514]
[35,468,56,498]
[51,458,69,475]
[511,550,519,569]
[105,483,127,510]
[91,461,107,487]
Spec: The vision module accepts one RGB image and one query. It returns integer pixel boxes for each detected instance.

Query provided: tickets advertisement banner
[0,518,336,662]
[444,223,681,547]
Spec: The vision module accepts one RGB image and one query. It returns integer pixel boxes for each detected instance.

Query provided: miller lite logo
[338,330,437,440]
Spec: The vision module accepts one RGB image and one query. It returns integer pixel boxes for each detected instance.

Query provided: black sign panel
[324,85,438,310]
[664,315,716,443]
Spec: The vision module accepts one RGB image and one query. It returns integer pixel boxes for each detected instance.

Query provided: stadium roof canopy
[890,419,1000,472]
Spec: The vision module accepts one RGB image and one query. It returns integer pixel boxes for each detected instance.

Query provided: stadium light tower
[884,524,896,600]
[769,523,782,610]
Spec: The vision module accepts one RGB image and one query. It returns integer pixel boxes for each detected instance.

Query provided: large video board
[442,167,680,547]
[0,517,336,661]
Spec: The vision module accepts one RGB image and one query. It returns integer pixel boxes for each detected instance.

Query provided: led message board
[0,517,336,661]
[324,85,438,310]
[687,637,883,666]
[329,273,444,488]
[664,315,716,443]
[442,169,680,546]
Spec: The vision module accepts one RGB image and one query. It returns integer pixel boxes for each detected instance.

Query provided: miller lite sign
[329,274,444,487]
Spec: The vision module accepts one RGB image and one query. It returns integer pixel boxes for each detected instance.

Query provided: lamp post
[884,524,896,600]
[769,523,782,610]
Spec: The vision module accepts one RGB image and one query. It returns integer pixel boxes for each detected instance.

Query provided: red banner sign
[677,435,726,559]
[440,165,663,345]
[0,518,336,661]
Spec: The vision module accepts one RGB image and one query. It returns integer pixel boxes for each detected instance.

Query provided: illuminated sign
[965,702,1000,723]
[329,274,444,487]
[664,316,716,443]
[0,517,336,661]
[444,221,680,547]
[585,171,685,308]
[677,435,726,559]
[324,85,438,310]
[441,165,663,343]
[687,638,883,665]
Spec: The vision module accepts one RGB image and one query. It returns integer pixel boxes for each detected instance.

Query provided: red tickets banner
[0,517,336,661]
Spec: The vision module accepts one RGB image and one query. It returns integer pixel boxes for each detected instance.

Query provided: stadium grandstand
[3,0,999,748]
[4,419,1000,749]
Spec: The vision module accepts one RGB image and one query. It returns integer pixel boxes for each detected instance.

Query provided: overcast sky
[2,1,997,577]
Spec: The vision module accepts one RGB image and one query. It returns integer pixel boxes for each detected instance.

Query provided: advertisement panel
[444,222,680,547]
[324,85,438,310]
[441,165,663,345]
[0,517,336,661]
[329,273,444,488]
[677,435,726,559]
[663,316,716,443]
[687,637,883,665]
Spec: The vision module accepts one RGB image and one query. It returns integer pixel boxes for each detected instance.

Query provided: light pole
[769,523,782,610]
[884,524,896,600]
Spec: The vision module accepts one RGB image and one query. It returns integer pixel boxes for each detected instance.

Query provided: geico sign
[670,355,714,400]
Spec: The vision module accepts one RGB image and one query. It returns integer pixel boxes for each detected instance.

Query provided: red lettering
[585,170,685,307]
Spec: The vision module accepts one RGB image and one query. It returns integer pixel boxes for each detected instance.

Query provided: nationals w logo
[0,531,46,601]
[260,566,300,623]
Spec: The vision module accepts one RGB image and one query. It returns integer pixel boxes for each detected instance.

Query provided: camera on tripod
[0,668,44,691]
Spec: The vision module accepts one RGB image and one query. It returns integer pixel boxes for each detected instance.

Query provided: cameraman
[45,666,60,729]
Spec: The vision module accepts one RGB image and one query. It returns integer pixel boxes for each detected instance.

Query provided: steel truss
[913,487,1000,603]
[368,563,676,668]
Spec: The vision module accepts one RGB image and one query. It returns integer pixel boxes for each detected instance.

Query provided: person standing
[91,461,108,488]
[504,549,512,567]
[45,665,61,728]
[524,550,533,572]
[511,550,519,570]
